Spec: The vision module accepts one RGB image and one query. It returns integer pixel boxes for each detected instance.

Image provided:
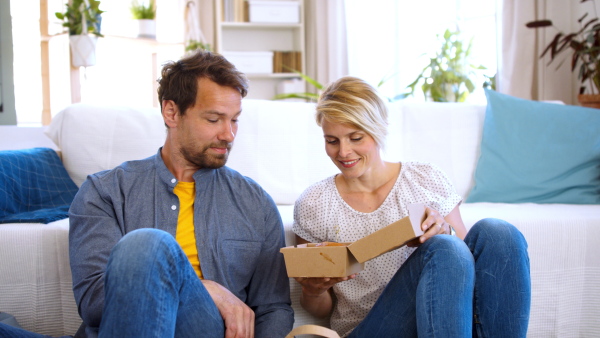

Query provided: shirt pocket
[220,239,261,290]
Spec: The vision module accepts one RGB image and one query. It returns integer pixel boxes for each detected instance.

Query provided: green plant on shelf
[130,0,156,20]
[272,67,323,102]
[185,40,212,54]
[55,0,104,36]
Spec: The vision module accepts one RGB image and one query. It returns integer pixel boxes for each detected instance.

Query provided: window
[345,0,499,104]
[10,0,184,125]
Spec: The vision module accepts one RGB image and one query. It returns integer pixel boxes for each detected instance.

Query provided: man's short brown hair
[157,50,248,115]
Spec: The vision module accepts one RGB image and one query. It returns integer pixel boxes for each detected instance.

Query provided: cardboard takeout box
[281,204,427,277]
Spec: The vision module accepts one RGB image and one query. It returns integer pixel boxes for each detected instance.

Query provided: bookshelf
[215,0,306,100]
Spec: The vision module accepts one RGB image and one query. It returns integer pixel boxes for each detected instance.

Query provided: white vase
[69,34,98,67]
[137,19,156,39]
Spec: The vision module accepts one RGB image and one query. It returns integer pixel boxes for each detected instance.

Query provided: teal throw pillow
[466,89,600,204]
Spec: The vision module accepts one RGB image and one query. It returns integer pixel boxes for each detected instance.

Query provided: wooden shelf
[220,22,303,29]
[215,0,306,99]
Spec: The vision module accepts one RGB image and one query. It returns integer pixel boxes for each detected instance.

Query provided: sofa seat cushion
[0,219,81,335]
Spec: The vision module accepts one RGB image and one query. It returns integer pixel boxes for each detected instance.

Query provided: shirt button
[171,205,177,210]
[171,178,176,184]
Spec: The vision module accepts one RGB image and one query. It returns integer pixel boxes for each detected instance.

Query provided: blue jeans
[99,228,225,337]
[350,218,531,338]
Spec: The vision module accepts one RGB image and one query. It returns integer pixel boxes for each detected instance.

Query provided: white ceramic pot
[69,34,98,67]
[137,19,156,39]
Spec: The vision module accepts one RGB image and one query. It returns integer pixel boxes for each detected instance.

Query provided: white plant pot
[69,34,98,67]
[137,19,156,39]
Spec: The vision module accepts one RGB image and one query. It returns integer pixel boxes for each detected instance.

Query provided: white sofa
[0,99,599,337]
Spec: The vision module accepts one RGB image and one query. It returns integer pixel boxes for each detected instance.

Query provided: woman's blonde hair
[316,76,388,150]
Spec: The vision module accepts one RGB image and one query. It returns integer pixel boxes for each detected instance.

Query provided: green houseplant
[272,67,323,102]
[55,0,104,67]
[55,0,104,37]
[401,29,486,102]
[185,40,212,54]
[130,0,156,39]
[525,0,600,107]
[130,0,156,20]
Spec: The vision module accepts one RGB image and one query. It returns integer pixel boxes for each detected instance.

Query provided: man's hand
[202,280,255,338]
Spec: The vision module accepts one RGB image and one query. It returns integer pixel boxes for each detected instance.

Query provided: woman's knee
[422,235,473,265]
[466,218,529,260]
[469,218,527,245]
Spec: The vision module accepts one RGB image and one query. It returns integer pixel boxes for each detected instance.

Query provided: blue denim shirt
[69,149,293,337]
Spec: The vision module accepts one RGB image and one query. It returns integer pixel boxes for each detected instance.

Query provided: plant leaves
[272,92,319,101]
[525,20,553,28]
[540,33,562,59]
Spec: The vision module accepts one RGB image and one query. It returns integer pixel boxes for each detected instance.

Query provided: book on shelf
[272,51,302,73]
[222,0,249,22]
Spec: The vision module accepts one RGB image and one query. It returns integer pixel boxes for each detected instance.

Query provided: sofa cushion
[227,100,339,205]
[467,89,600,204]
[383,101,486,200]
[46,103,166,187]
[0,148,78,224]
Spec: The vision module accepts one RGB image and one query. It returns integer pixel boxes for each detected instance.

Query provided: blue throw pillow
[466,89,600,204]
[0,147,79,223]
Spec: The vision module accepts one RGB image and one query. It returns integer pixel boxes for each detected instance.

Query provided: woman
[292,76,531,337]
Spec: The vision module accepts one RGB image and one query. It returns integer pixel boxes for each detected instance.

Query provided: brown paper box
[280,203,427,277]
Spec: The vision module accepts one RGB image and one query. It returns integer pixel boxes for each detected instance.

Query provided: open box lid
[347,203,427,263]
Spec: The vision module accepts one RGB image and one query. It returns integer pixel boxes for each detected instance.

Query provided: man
[68,50,293,337]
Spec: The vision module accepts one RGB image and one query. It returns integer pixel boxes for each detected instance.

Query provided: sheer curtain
[304,0,348,93]
[500,0,576,103]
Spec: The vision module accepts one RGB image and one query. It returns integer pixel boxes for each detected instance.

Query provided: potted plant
[185,40,212,55]
[525,0,600,108]
[400,29,487,102]
[55,0,104,68]
[130,0,156,39]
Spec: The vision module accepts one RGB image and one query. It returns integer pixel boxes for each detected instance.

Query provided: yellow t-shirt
[174,181,202,279]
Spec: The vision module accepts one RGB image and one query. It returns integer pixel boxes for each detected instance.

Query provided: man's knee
[109,228,179,271]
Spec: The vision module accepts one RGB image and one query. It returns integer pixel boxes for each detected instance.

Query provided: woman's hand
[406,206,451,246]
[407,205,466,247]
[295,275,356,298]
[294,274,357,318]
[293,235,359,317]
[419,206,451,243]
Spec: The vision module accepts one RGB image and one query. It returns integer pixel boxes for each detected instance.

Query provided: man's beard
[180,142,232,169]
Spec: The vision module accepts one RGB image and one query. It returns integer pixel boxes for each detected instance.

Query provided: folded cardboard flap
[348,203,426,263]
[280,243,363,278]
[281,203,427,277]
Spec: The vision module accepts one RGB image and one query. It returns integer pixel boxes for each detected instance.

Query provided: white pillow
[383,101,486,199]
[46,103,166,187]
[227,99,338,205]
